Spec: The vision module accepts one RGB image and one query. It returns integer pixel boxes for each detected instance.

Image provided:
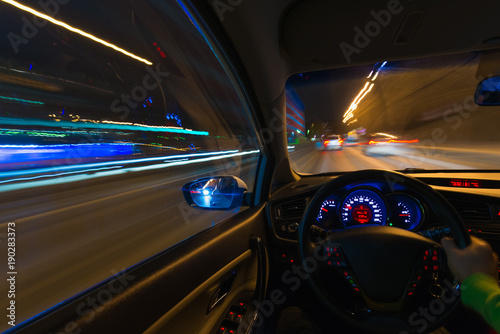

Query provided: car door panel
[144,249,257,334]
[7,204,267,334]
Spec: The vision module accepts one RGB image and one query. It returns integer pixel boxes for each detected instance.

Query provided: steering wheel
[298,170,471,334]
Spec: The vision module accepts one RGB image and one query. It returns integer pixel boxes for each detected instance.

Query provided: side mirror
[182,176,248,210]
[475,76,500,105]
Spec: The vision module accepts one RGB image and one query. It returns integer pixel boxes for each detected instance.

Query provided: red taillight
[369,139,418,145]
[339,139,344,145]
[324,140,330,146]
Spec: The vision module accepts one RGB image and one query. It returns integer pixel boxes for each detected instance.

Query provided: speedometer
[340,189,387,228]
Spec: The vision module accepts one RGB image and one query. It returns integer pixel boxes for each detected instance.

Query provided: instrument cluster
[315,187,423,231]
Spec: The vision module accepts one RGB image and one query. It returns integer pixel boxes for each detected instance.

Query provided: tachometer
[317,199,336,222]
[341,189,387,227]
[316,198,343,230]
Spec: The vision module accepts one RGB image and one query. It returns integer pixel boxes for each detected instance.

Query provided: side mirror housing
[182,176,248,210]
[475,76,500,105]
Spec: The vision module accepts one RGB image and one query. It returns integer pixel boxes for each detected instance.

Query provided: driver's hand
[441,236,498,283]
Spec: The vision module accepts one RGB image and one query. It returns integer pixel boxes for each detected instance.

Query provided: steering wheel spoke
[418,226,452,242]
[309,224,330,241]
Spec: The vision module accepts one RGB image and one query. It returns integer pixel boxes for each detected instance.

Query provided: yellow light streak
[343,62,387,123]
[343,83,374,123]
[349,83,370,111]
[374,132,397,139]
[353,83,374,107]
[343,82,371,118]
[2,0,153,65]
[356,82,374,103]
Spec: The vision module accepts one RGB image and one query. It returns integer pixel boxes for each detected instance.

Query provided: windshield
[287,52,500,174]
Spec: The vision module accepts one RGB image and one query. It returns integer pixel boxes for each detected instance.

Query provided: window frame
[176,0,269,205]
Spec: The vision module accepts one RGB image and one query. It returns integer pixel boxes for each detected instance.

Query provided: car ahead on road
[3,1,500,334]
[322,135,343,151]
[364,133,416,156]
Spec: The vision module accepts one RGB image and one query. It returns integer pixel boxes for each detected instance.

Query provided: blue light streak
[0,150,259,193]
[0,149,240,179]
[0,143,134,163]
[0,166,123,184]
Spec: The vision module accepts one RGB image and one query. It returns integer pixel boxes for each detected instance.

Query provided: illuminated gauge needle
[321,208,328,212]
[399,214,410,216]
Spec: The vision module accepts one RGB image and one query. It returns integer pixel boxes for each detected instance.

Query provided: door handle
[207,270,236,313]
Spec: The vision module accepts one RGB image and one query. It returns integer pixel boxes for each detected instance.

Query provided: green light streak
[0,117,209,136]
[0,95,44,105]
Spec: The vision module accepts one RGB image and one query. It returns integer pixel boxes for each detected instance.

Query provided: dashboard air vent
[448,200,491,221]
[276,198,308,219]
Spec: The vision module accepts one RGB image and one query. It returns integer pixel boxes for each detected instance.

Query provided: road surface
[1,142,500,331]
[0,152,258,331]
[289,142,500,174]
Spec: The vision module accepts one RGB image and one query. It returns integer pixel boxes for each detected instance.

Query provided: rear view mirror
[475,76,500,105]
[182,176,248,210]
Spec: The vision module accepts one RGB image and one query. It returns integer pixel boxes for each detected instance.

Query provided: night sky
[287,65,373,132]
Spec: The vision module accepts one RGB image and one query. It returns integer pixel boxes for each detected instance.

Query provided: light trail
[0,150,259,192]
[1,0,153,65]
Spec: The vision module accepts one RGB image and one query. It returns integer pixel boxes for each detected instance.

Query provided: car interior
[3,0,500,333]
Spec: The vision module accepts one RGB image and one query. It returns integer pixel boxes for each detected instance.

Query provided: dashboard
[316,187,423,231]
[269,172,500,308]
[271,173,500,257]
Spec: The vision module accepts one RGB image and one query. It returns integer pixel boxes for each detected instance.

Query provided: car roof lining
[281,0,500,68]
[205,0,500,104]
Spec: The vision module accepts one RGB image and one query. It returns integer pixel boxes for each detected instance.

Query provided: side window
[0,0,260,329]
